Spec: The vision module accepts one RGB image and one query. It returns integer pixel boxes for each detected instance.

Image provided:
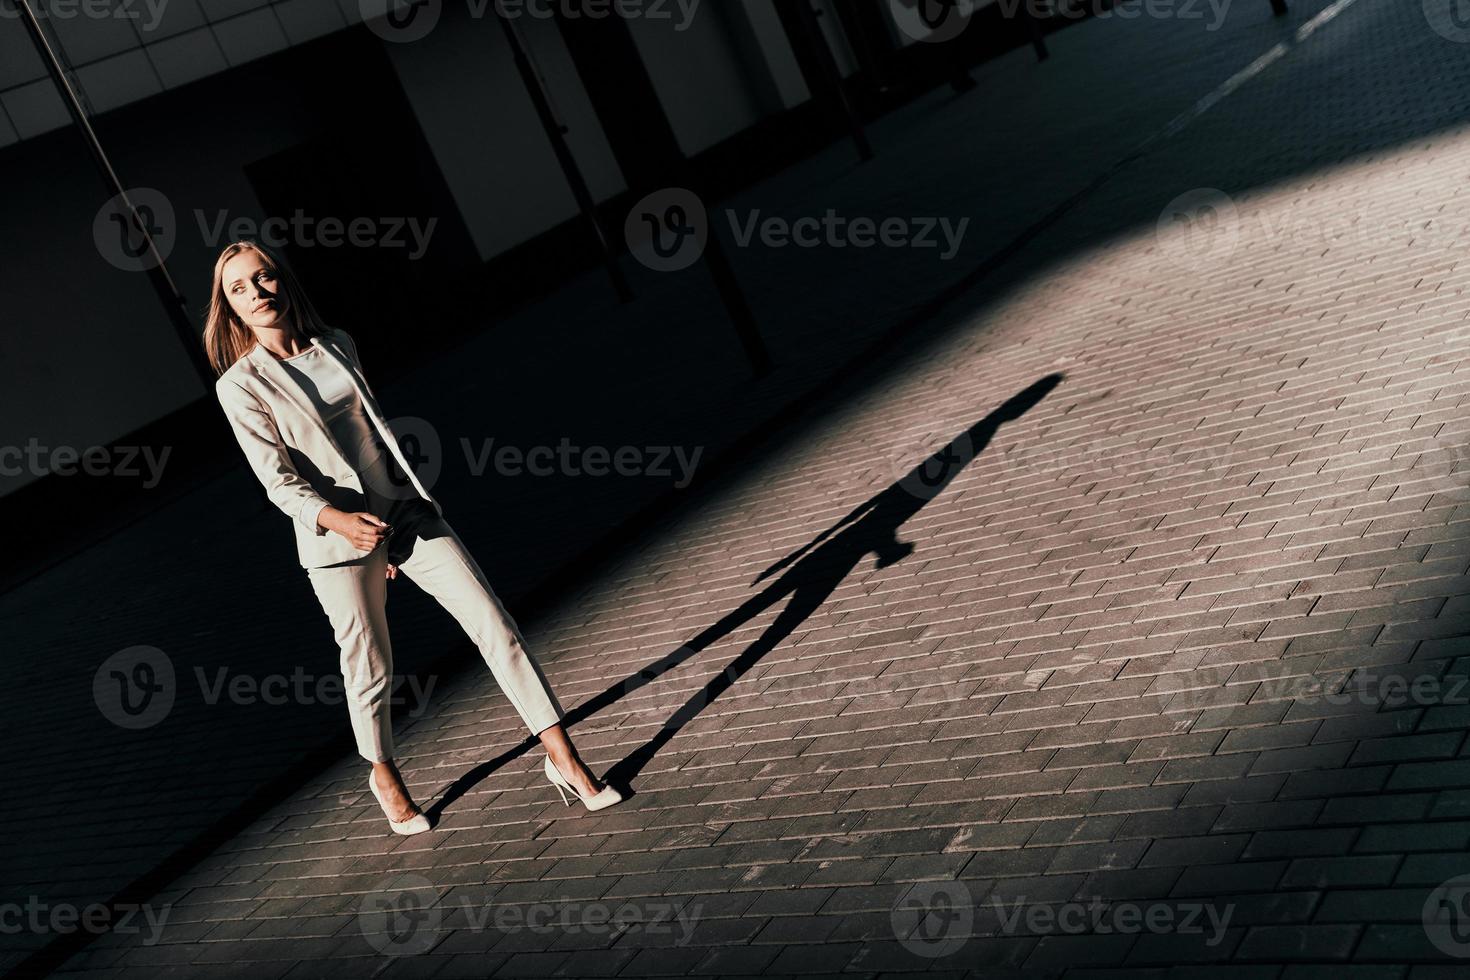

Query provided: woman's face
[221,250,291,331]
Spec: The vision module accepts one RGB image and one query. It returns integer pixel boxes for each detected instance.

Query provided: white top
[276,344,397,510]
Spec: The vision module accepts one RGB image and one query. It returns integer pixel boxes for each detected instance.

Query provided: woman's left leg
[393,517,604,793]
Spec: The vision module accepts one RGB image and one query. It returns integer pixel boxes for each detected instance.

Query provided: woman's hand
[386,563,399,581]
[319,507,392,553]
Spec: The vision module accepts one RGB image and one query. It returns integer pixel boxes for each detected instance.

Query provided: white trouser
[304,503,565,762]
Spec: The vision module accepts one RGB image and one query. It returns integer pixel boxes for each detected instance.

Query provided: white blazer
[215,326,443,568]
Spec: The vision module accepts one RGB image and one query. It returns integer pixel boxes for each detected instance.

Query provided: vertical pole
[702,229,773,376]
[830,0,895,97]
[552,2,773,376]
[1022,1,1049,61]
[16,0,212,389]
[947,32,976,94]
[787,0,874,162]
[926,0,976,92]
[495,9,633,303]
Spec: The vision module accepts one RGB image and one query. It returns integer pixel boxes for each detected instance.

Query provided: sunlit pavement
[38,0,1470,976]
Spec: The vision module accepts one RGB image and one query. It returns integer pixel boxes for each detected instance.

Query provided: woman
[204,239,621,834]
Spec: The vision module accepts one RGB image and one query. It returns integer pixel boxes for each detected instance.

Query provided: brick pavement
[23,0,1470,975]
[0,1,1305,972]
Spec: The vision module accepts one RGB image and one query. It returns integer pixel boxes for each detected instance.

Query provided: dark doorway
[242,30,476,383]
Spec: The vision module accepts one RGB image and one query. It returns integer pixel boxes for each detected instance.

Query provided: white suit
[216,327,564,761]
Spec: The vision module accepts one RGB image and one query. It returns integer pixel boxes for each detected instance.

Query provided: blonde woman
[204,239,620,834]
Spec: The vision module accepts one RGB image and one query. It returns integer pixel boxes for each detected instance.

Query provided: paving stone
[41,1,1470,975]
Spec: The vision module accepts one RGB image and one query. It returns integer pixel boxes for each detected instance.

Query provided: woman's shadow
[429,373,1062,812]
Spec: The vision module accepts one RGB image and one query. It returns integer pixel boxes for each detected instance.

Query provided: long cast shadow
[430,374,1062,814]
[590,373,1065,788]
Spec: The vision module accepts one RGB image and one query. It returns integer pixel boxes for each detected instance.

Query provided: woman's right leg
[306,552,394,762]
[306,550,423,821]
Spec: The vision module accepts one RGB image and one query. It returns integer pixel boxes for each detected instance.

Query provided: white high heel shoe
[544,755,624,812]
[368,772,431,835]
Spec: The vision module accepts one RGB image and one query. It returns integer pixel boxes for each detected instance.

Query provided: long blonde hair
[202,240,332,377]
